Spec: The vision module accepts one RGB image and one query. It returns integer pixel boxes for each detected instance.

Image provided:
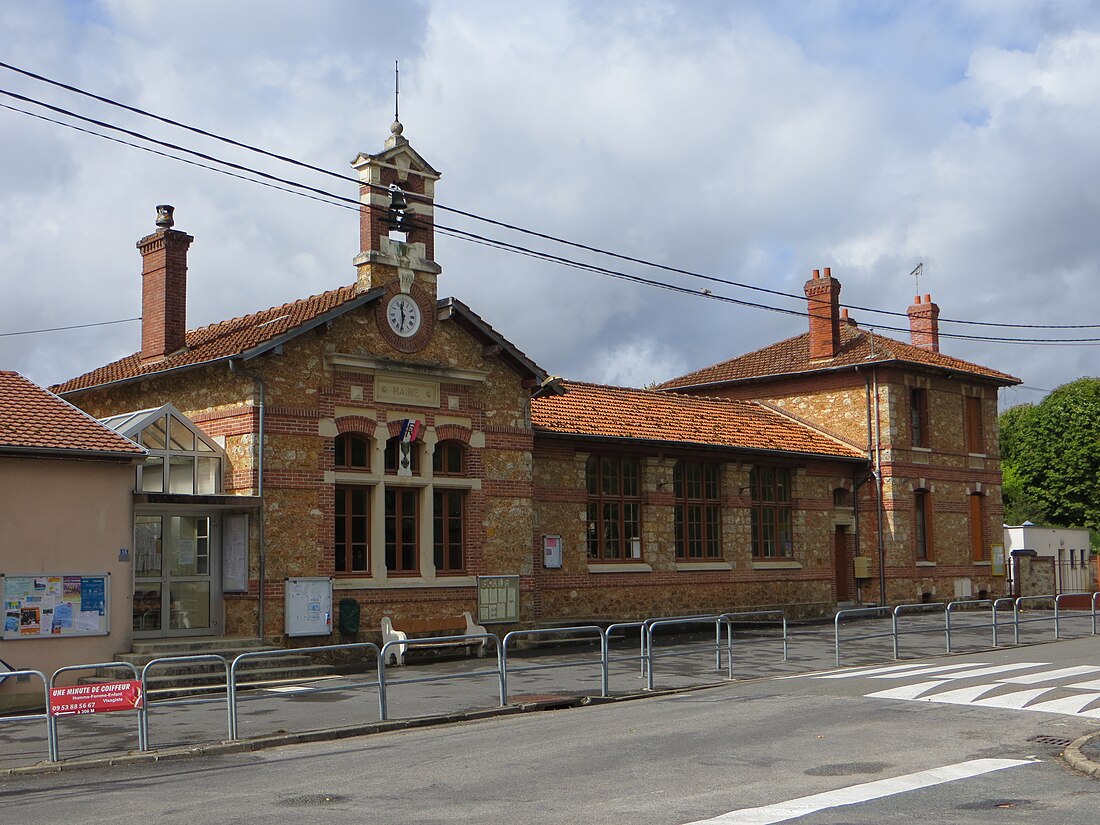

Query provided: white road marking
[914,683,1005,705]
[812,662,966,679]
[263,685,316,694]
[931,662,1047,680]
[1058,678,1100,690]
[682,758,1034,825]
[971,687,1055,709]
[1023,693,1100,716]
[866,680,951,700]
[867,662,999,679]
[997,665,1100,684]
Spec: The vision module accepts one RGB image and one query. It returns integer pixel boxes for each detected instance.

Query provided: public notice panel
[2,573,110,639]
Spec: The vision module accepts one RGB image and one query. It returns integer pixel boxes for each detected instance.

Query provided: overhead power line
[3,76,1100,345]
[0,317,141,337]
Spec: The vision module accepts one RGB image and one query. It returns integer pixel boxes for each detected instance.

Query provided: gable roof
[0,371,145,458]
[531,381,865,461]
[656,323,1020,391]
[53,286,545,395]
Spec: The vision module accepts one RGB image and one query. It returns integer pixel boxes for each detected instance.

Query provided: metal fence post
[1013,598,1021,645]
[891,608,900,660]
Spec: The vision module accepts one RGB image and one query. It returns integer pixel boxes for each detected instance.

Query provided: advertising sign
[49,681,144,716]
[3,573,110,639]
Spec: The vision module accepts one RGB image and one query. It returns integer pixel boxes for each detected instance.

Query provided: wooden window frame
[750,467,793,559]
[910,388,929,448]
[586,456,642,561]
[674,461,722,560]
[335,485,371,574]
[335,433,371,471]
[433,489,466,574]
[969,492,987,562]
[432,441,465,477]
[965,396,984,453]
[915,489,933,561]
[384,488,420,575]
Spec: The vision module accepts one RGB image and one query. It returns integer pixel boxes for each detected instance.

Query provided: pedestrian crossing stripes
[809,662,1100,720]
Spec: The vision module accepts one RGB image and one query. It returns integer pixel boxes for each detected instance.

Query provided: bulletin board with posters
[2,573,110,640]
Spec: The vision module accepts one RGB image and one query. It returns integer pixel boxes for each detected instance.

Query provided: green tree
[999,378,1100,541]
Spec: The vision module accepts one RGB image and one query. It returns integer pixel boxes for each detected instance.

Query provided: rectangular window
[915,490,933,561]
[385,488,419,574]
[586,456,642,561]
[969,493,987,562]
[910,388,928,448]
[674,461,722,560]
[750,467,793,558]
[433,490,465,573]
[335,486,370,574]
[965,396,984,453]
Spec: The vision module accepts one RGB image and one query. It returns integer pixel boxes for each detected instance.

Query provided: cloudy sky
[2,1,1099,409]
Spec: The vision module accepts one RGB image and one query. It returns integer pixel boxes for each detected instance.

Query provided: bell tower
[351,119,442,300]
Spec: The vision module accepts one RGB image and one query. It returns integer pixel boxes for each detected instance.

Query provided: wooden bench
[380,612,488,665]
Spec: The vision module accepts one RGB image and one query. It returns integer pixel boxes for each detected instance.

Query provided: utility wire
[0,317,140,337]
[4,62,1100,332]
[4,85,1100,345]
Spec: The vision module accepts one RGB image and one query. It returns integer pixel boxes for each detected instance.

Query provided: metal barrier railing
[718,611,788,679]
[1014,595,1057,642]
[378,633,500,721]
[833,606,892,666]
[500,626,607,703]
[228,642,379,740]
[48,661,141,763]
[0,669,50,762]
[945,599,994,653]
[139,654,229,751]
[992,597,1017,645]
[891,602,946,659]
[1052,592,1100,640]
[644,616,723,691]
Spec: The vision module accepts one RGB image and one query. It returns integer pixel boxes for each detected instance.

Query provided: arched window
[384,436,419,474]
[433,440,465,476]
[833,487,852,508]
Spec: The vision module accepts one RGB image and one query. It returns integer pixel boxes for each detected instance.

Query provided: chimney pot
[923,293,932,303]
[155,204,175,229]
[823,267,831,278]
[813,269,820,279]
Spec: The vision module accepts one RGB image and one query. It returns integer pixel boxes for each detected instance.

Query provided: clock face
[386,294,421,338]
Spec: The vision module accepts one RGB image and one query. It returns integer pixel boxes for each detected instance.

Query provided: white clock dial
[386,294,422,338]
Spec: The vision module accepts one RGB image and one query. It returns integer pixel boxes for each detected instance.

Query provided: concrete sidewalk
[2,612,1093,777]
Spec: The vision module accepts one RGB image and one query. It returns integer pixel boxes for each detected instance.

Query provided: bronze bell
[387,184,408,213]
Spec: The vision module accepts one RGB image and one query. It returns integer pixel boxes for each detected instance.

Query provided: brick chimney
[907,293,940,352]
[137,205,193,364]
[804,267,842,359]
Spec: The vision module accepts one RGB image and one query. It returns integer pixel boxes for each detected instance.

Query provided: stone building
[46,124,1020,649]
[658,269,1021,605]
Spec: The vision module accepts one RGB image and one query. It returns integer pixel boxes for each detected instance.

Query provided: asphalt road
[3,636,1100,824]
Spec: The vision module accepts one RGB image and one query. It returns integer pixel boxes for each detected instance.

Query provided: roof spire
[390,60,404,140]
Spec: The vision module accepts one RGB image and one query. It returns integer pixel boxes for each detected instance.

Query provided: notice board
[477,575,520,624]
[3,573,110,639]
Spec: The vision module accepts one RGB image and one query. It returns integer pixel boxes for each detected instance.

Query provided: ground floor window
[335,486,370,573]
[750,467,793,558]
[674,461,722,560]
[385,488,419,574]
[433,490,466,573]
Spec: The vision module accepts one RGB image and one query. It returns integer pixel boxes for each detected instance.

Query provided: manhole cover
[1028,735,1073,747]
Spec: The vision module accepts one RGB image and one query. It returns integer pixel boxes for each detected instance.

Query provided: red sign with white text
[49,681,143,715]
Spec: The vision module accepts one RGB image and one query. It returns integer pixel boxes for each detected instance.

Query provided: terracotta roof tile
[657,325,1021,389]
[532,381,864,460]
[52,284,365,394]
[0,371,145,456]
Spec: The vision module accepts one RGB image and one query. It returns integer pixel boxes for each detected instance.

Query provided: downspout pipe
[856,365,888,605]
[230,359,266,641]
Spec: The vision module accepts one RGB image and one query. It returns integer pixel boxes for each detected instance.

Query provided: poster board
[477,575,520,624]
[223,514,249,593]
[3,573,110,639]
[284,577,333,637]
[990,543,1006,577]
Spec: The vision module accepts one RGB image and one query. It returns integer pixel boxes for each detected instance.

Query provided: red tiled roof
[656,324,1020,390]
[0,371,145,456]
[532,381,865,459]
[53,285,367,394]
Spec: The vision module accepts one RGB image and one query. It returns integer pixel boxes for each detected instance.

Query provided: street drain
[278,794,350,807]
[1027,735,1073,747]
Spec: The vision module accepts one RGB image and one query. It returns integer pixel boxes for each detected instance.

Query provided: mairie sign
[49,680,144,715]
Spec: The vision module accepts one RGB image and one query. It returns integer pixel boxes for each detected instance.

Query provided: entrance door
[133,514,222,636]
[834,525,851,602]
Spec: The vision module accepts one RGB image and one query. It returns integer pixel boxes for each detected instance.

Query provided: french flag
[399,419,423,443]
